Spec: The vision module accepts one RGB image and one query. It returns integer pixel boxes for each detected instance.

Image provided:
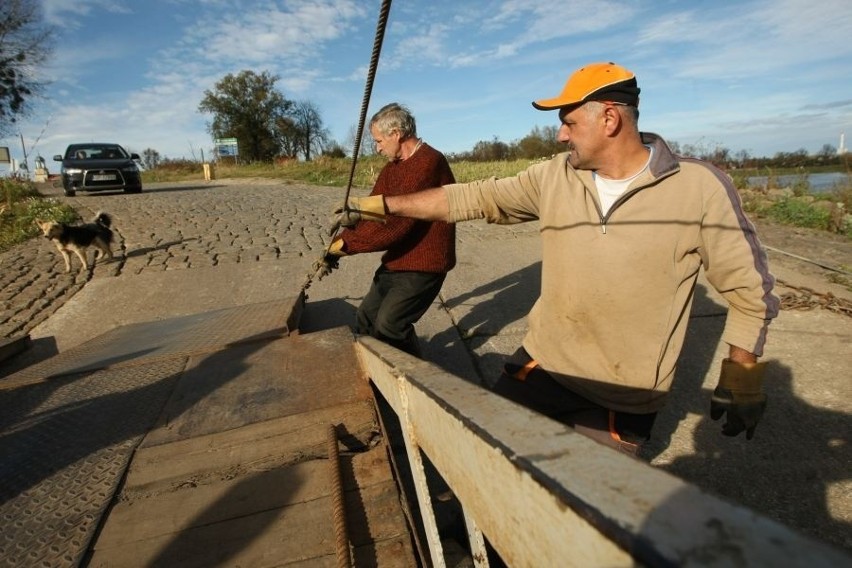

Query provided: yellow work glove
[328,195,387,236]
[710,359,767,440]
[312,239,346,280]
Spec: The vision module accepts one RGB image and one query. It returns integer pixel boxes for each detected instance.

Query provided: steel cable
[302,0,393,293]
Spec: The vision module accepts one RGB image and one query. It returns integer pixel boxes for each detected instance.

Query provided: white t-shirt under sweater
[594,147,653,215]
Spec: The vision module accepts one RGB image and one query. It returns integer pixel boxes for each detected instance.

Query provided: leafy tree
[470,136,511,161]
[198,70,292,162]
[290,100,329,161]
[322,141,347,159]
[142,148,161,170]
[0,0,54,136]
[515,125,561,159]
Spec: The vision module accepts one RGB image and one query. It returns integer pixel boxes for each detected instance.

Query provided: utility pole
[19,132,29,177]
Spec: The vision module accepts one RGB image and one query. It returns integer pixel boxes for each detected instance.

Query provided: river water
[747,171,849,194]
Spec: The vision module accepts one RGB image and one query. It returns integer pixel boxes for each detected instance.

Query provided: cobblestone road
[0,179,342,339]
[1,178,541,341]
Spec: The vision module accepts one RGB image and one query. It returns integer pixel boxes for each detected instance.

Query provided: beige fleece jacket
[444,133,778,413]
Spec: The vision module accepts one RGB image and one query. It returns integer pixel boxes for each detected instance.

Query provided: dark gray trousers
[493,347,658,456]
[355,266,446,357]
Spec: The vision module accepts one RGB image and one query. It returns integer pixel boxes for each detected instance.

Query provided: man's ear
[603,106,624,135]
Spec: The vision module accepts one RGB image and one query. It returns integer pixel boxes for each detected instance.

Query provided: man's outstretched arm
[384,187,450,221]
[331,187,451,233]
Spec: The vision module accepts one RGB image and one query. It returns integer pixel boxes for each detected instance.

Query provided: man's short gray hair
[584,100,640,130]
[370,103,417,139]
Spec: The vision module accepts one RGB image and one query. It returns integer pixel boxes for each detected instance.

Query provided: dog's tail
[94,211,112,228]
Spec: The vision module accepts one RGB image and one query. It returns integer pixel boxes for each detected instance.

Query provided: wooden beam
[355,336,850,567]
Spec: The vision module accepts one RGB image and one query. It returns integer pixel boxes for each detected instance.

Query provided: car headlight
[63,168,83,174]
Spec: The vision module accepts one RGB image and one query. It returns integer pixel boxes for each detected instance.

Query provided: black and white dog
[36,212,114,272]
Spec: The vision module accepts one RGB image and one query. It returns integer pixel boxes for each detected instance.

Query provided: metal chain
[776,278,852,317]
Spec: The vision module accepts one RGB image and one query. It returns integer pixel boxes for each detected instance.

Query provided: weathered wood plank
[96,449,395,547]
[124,400,378,494]
[89,472,413,567]
[356,336,852,567]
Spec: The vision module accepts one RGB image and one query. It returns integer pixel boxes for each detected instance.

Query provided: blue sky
[6,0,852,168]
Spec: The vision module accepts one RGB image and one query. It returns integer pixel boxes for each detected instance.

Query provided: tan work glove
[710,359,767,440]
[312,239,346,280]
[328,195,387,235]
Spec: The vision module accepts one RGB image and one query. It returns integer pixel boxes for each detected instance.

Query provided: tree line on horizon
[447,135,847,170]
[185,67,852,173]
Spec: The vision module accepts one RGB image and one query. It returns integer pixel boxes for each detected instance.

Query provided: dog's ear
[34,219,44,227]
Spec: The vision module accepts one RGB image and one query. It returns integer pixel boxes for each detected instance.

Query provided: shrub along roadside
[739,180,851,238]
[0,179,78,253]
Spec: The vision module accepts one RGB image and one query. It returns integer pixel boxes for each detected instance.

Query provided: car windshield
[66,145,128,160]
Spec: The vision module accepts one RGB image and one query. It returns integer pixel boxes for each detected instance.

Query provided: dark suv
[53,143,142,196]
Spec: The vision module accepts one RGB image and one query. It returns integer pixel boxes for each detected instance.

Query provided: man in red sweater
[322,103,456,356]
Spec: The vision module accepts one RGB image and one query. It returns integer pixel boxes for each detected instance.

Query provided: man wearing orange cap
[332,62,779,455]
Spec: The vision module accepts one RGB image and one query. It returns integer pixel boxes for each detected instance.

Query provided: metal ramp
[0,296,416,567]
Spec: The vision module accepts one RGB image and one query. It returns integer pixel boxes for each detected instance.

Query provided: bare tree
[291,100,329,161]
[0,0,54,136]
[274,114,300,159]
[347,123,375,157]
[734,149,752,168]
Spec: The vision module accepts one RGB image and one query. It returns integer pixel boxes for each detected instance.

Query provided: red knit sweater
[340,143,456,273]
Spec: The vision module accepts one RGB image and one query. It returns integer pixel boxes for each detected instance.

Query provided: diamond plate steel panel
[0,358,187,567]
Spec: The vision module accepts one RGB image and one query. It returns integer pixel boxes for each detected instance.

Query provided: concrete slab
[647,307,852,551]
[30,262,313,352]
[1,299,301,388]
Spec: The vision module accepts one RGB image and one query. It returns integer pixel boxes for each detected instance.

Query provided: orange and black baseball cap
[532,62,640,111]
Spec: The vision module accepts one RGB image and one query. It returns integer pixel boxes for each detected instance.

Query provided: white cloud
[42,0,132,28]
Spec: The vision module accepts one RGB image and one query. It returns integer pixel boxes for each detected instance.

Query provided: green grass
[760,198,831,229]
[0,179,78,253]
[141,156,544,188]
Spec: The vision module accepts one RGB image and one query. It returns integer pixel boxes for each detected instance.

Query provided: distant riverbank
[748,171,849,193]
